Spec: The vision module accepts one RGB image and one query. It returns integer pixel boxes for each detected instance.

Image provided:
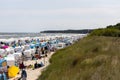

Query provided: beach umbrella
[8,66,20,78]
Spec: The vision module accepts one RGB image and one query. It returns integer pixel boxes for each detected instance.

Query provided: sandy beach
[9,52,54,80]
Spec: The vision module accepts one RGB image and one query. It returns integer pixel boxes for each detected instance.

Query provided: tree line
[40,29,93,34]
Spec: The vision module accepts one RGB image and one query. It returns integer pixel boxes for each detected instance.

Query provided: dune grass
[38,36,120,80]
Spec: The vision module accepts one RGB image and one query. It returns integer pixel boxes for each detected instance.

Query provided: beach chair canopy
[0,59,7,67]
[40,42,47,47]
[4,54,15,66]
[0,49,5,54]
[24,50,32,57]
[30,44,35,49]
[14,46,22,52]
[24,45,30,50]
[0,59,7,73]
[8,66,20,78]
[6,48,15,54]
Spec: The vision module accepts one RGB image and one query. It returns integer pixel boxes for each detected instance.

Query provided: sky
[0,0,120,32]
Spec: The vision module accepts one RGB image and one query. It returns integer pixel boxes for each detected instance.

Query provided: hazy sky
[0,0,120,32]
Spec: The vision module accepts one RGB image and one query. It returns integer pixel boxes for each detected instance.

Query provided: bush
[90,28,120,37]
[107,23,120,30]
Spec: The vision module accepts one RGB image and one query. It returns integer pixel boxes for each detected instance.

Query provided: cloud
[0,7,120,17]
[0,5,120,32]
[0,0,25,2]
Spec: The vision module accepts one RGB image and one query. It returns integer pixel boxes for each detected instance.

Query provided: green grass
[89,28,120,37]
[38,36,120,80]
[89,23,120,37]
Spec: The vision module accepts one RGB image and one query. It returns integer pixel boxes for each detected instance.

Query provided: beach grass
[38,36,120,80]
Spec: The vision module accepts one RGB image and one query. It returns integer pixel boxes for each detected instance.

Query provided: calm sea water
[0,33,80,39]
[0,33,42,39]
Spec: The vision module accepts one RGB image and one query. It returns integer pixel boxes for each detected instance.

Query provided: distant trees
[41,29,93,34]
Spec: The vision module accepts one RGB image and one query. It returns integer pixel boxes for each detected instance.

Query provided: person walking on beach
[0,71,7,80]
[21,69,27,80]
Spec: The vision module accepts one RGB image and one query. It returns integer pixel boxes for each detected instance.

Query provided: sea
[0,33,44,39]
[0,33,83,39]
